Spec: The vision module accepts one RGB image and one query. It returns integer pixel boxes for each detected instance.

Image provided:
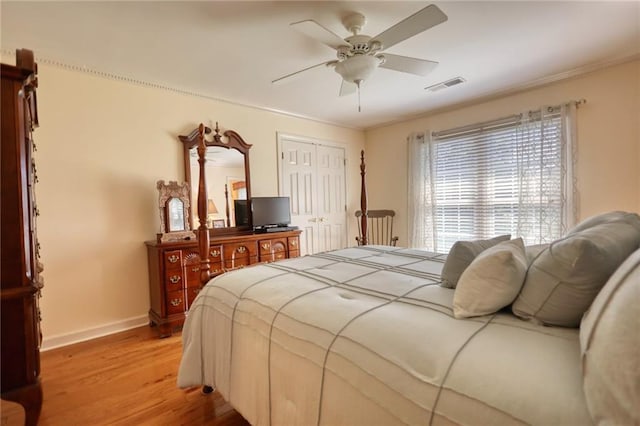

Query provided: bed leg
[201,386,214,394]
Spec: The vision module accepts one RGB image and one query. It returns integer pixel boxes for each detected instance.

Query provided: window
[408,104,577,253]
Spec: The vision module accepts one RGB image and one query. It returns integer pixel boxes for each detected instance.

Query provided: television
[234,199,249,226]
[251,196,291,229]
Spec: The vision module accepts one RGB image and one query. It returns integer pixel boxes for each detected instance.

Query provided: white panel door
[280,139,318,255]
[279,136,346,256]
[316,144,347,252]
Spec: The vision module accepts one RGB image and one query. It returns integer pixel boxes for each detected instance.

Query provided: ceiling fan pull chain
[357,80,361,112]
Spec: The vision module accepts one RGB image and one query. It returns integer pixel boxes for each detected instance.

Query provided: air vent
[425,77,466,92]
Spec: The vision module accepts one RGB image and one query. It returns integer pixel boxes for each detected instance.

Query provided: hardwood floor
[39,326,249,425]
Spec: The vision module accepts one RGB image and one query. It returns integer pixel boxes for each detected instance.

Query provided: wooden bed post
[360,150,368,245]
[196,123,212,285]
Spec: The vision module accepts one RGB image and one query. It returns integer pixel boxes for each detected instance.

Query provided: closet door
[316,145,346,252]
[279,136,346,256]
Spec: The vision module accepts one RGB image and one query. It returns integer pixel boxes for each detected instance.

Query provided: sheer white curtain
[516,104,578,242]
[407,131,436,250]
[407,102,578,252]
[561,102,579,231]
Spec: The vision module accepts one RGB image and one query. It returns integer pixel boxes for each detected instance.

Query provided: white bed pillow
[453,238,527,319]
[567,210,640,235]
[524,244,549,266]
[512,213,640,327]
[440,234,511,289]
[579,248,640,425]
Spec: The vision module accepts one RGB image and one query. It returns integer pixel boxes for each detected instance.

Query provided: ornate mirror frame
[156,180,196,242]
[178,123,253,235]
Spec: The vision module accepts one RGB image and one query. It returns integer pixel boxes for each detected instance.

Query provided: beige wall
[365,59,640,247]
[14,57,640,345]
[34,64,364,343]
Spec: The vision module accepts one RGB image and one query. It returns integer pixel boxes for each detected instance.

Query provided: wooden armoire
[1,49,43,425]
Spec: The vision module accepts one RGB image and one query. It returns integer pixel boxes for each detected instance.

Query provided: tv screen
[251,196,291,229]
[234,199,249,226]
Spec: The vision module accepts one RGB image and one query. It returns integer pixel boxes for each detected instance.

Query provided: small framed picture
[212,219,226,228]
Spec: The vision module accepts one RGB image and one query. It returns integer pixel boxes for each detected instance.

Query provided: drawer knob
[236,246,246,254]
[210,249,220,257]
[168,255,179,263]
[191,267,199,272]
[291,240,298,247]
[169,275,181,284]
[170,298,182,307]
[192,288,200,295]
[261,243,270,250]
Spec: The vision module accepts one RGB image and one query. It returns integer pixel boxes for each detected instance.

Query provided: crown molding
[3,48,637,132]
[0,47,361,131]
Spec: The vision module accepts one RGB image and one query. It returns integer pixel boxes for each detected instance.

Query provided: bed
[178,124,640,425]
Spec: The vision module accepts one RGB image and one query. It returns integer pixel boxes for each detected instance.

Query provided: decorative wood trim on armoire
[1,49,44,425]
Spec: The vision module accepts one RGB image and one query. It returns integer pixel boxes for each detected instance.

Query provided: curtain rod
[432,99,587,139]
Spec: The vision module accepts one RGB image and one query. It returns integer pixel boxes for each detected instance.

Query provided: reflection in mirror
[189,147,246,228]
[179,124,253,234]
[167,198,185,231]
[227,176,247,227]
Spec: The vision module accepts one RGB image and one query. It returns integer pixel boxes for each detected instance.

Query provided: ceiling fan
[272,4,448,108]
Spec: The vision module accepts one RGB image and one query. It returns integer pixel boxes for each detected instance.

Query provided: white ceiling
[2,1,639,129]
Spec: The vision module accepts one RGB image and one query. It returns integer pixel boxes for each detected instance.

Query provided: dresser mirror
[179,124,252,234]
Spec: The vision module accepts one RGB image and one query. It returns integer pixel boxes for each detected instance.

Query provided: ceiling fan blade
[379,54,438,76]
[291,20,351,50]
[272,61,331,85]
[372,4,447,51]
[339,80,357,97]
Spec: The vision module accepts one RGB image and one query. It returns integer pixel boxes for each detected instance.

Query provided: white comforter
[178,246,592,425]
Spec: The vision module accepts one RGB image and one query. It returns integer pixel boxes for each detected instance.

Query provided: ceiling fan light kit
[332,54,382,84]
[273,4,449,111]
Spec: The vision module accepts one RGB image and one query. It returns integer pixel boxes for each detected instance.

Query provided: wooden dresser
[1,49,43,425]
[146,230,301,337]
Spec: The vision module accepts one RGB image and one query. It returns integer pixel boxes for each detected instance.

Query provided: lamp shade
[207,199,218,214]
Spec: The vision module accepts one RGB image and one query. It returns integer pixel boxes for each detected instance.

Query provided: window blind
[429,108,567,252]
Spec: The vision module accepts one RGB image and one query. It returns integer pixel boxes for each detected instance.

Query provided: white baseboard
[41,315,149,351]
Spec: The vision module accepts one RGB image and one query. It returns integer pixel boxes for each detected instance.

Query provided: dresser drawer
[288,249,300,258]
[164,250,183,270]
[224,256,257,271]
[259,240,272,256]
[182,249,198,279]
[207,245,224,276]
[165,290,185,315]
[209,260,224,276]
[224,240,257,270]
[164,271,185,290]
[209,245,223,261]
[288,237,299,252]
[259,238,287,262]
[186,260,224,284]
[187,286,202,308]
[185,264,201,287]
